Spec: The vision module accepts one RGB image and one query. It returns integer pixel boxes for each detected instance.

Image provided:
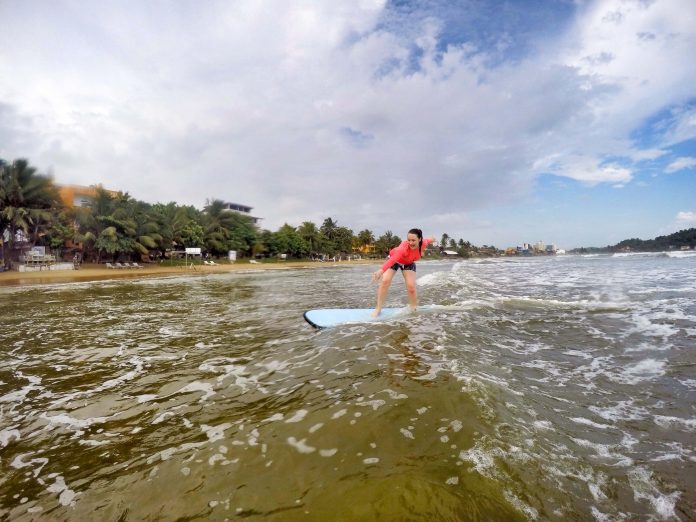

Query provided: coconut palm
[0,159,61,267]
[203,199,256,256]
[320,217,339,242]
[297,221,321,253]
[111,196,163,259]
[440,233,450,251]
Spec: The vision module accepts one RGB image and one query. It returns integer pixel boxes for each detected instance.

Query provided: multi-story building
[221,202,262,225]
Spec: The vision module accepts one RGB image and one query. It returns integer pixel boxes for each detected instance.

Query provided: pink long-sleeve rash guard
[380,237,433,272]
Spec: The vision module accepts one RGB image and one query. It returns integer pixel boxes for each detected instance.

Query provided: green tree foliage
[572,228,696,253]
[374,231,401,256]
[202,199,257,256]
[270,223,308,257]
[0,159,62,266]
[614,228,696,251]
[298,221,321,253]
[357,229,375,249]
[3,156,513,264]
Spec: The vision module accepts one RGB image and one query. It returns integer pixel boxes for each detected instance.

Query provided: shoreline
[0,259,379,287]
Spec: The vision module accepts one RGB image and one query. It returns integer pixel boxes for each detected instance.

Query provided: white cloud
[0,0,694,246]
[665,156,696,173]
[675,211,696,228]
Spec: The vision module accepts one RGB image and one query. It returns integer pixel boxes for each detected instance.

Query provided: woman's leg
[403,269,417,311]
[373,268,397,317]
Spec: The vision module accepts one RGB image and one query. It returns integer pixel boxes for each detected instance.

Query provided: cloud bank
[1,0,694,246]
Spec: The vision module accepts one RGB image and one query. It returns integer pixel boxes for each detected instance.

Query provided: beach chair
[203,260,212,266]
[115,262,127,269]
[209,260,219,266]
[106,262,116,269]
[131,262,144,269]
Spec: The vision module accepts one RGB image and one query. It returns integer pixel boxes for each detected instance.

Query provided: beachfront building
[58,184,119,208]
[56,184,120,256]
[221,202,262,225]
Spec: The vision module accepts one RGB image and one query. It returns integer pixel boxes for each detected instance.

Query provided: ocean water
[1,253,694,521]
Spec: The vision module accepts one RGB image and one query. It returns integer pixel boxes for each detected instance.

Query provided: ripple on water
[1,258,694,519]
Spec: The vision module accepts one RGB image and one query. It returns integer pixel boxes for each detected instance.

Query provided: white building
[221,202,262,225]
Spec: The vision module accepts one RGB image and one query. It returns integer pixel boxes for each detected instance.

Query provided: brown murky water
[1,255,694,520]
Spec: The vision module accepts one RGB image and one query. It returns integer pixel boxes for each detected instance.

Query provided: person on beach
[371,228,434,317]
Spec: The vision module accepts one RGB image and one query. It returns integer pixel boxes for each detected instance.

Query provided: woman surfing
[371,228,434,317]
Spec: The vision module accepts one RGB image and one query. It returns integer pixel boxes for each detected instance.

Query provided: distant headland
[569,228,696,254]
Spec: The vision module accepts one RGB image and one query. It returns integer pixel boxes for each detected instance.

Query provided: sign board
[185,248,201,254]
[228,250,237,261]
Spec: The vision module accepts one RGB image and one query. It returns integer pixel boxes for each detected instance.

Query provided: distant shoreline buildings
[504,241,565,256]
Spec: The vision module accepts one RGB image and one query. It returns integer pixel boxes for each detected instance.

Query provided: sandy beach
[0,259,378,287]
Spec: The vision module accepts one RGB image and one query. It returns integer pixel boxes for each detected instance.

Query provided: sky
[1,0,695,249]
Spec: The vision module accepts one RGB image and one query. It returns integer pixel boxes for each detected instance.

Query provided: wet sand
[0,259,377,287]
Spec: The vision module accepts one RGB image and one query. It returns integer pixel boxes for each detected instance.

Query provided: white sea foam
[100,356,144,390]
[571,438,632,466]
[202,423,232,442]
[287,437,315,454]
[42,413,109,430]
[356,399,386,411]
[458,445,504,477]
[285,410,308,423]
[666,250,696,258]
[589,401,650,422]
[627,467,680,519]
[570,418,613,430]
[400,428,415,439]
[176,381,216,402]
[610,359,666,385]
[79,438,111,447]
[11,454,49,477]
[308,423,323,434]
[653,415,696,431]
[199,358,261,391]
[533,420,554,431]
[331,409,347,419]
[0,427,20,447]
[46,474,76,507]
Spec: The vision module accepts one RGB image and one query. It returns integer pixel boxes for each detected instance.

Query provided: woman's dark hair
[408,228,423,252]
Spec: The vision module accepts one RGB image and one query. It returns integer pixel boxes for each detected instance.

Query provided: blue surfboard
[303,308,405,329]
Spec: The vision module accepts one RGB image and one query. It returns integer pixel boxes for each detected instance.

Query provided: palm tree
[202,199,257,257]
[320,217,338,242]
[152,202,204,257]
[297,221,321,253]
[440,233,450,251]
[374,231,401,256]
[0,159,61,267]
[113,198,163,260]
[202,199,232,255]
[357,229,374,247]
[77,187,136,263]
